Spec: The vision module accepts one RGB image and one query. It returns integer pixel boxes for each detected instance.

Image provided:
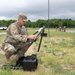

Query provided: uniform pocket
[5,44,16,54]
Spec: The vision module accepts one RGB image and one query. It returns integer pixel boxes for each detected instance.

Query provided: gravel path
[0,32,6,35]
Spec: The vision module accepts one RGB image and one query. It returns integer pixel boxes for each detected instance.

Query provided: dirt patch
[62,64,75,70]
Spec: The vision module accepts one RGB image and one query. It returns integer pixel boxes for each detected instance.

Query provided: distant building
[0,26,7,30]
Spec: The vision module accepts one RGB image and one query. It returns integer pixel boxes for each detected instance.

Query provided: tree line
[0,19,75,28]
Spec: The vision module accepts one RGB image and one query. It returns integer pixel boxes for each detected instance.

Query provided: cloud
[0,0,49,21]
[50,0,75,19]
[1,0,75,21]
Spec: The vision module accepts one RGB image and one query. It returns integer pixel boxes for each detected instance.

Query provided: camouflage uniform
[1,21,31,59]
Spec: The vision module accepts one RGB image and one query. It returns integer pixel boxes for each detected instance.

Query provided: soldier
[1,13,38,63]
[63,26,66,32]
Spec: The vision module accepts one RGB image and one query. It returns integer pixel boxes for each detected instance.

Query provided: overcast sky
[50,0,75,20]
[1,0,75,21]
[0,0,49,21]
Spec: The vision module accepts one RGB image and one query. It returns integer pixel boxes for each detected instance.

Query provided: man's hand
[27,35,38,40]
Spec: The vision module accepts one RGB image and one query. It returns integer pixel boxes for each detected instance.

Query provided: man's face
[18,18,26,27]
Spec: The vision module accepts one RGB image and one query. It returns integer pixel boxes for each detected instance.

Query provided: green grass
[0,30,6,32]
[50,31,75,37]
[0,28,75,75]
[0,34,5,44]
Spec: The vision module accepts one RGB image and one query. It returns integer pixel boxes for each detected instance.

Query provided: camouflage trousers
[1,42,32,62]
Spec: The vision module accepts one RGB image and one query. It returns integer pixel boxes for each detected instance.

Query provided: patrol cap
[18,13,27,21]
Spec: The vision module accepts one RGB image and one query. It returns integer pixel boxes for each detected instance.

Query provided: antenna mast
[48,0,50,37]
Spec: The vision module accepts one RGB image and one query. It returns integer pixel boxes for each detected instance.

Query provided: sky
[0,0,49,21]
[50,0,75,20]
[1,0,75,21]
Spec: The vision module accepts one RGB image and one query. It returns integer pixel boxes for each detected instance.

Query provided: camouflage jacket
[2,21,28,48]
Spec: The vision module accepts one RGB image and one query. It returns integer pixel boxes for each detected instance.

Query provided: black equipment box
[17,54,38,71]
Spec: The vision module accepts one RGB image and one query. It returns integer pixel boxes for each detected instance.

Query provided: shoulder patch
[10,24,18,34]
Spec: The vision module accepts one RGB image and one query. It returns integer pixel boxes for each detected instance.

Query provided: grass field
[0,28,75,75]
